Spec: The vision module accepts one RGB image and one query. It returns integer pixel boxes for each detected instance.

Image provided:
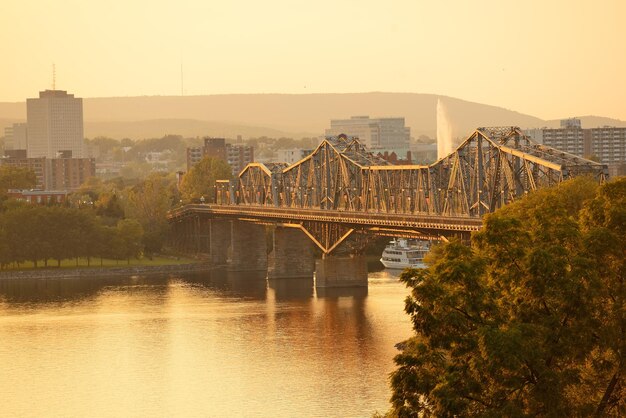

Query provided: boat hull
[380,258,426,270]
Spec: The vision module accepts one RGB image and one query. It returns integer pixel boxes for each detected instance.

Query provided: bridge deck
[168,204,483,233]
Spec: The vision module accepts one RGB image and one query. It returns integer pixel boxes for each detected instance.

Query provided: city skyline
[0,0,625,121]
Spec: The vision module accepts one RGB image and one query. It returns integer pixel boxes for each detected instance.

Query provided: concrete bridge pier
[227,221,268,271]
[314,254,368,288]
[190,217,211,253]
[208,219,230,266]
[267,227,316,279]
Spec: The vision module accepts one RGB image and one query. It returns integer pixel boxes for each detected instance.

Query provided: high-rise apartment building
[325,116,410,156]
[540,124,587,156]
[589,127,626,165]
[525,118,626,177]
[26,90,84,158]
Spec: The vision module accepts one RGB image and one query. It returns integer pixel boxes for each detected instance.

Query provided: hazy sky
[1,0,625,120]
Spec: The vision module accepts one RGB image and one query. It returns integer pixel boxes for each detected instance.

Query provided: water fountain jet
[437,98,454,159]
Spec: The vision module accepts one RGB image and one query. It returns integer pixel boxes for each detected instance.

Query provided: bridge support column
[209,220,230,266]
[196,217,211,253]
[228,221,267,271]
[315,254,368,288]
[268,227,315,279]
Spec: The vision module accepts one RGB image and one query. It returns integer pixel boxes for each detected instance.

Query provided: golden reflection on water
[0,270,410,417]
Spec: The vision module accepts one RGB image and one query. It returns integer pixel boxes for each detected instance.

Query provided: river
[0,269,413,417]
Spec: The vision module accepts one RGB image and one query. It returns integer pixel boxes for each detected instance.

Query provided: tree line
[0,157,229,269]
[0,204,143,268]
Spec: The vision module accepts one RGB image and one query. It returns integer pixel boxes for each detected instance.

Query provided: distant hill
[83,119,305,140]
[544,116,626,129]
[0,115,297,140]
[0,118,25,131]
[0,93,623,140]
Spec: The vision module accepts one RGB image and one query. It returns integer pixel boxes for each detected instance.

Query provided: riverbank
[0,262,215,280]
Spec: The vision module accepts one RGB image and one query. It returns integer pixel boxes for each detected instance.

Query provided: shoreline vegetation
[0,255,215,280]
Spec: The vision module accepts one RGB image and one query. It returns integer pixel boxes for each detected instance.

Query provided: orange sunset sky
[1,0,624,120]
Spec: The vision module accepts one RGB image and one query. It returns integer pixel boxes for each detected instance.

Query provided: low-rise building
[186,137,254,177]
[144,150,174,172]
[376,150,412,165]
[46,157,96,190]
[7,189,69,204]
[0,156,95,190]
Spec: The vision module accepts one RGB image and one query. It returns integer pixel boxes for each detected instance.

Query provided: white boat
[380,238,430,269]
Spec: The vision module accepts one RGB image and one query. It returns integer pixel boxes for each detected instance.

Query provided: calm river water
[0,269,412,417]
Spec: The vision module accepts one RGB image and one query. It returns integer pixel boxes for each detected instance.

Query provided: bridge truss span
[217,127,607,217]
[172,127,607,256]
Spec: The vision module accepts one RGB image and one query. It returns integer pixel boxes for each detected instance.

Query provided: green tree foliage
[120,138,134,148]
[95,192,125,221]
[116,219,144,263]
[0,204,145,269]
[119,161,153,180]
[97,224,126,263]
[0,166,37,205]
[124,172,178,255]
[179,156,232,203]
[125,173,172,225]
[86,136,120,155]
[3,206,51,267]
[76,176,108,199]
[0,225,10,267]
[131,135,185,154]
[0,166,37,190]
[388,177,626,417]
[46,206,78,265]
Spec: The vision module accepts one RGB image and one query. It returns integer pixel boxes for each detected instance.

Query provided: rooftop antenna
[52,63,56,90]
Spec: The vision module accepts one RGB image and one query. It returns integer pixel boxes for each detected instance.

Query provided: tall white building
[26,90,84,158]
[325,116,410,156]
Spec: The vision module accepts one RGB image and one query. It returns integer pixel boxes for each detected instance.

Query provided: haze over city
[1,0,625,120]
[1,1,625,417]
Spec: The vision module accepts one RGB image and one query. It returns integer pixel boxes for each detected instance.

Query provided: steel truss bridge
[168,127,607,255]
